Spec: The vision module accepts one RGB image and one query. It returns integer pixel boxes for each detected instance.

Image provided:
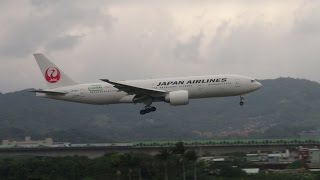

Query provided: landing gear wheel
[140,110,146,115]
[240,101,244,106]
[140,106,157,115]
[145,108,151,113]
[150,106,156,112]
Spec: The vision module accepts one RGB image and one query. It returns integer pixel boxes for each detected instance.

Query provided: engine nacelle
[165,90,189,106]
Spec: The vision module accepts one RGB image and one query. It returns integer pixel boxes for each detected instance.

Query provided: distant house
[297,147,310,161]
[242,168,259,174]
[246,150,290,163]
[308,149,320,168]
[199,156,230,163]
[246,154,260,162]
[309,149,320,163]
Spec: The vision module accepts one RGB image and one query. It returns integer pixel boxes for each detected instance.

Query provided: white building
[309,149,320,164]
[2,137,53,147]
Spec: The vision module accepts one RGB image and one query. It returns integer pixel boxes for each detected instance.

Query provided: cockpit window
[251,80,256,83]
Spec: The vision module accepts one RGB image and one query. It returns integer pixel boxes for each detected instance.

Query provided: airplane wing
[30,90,67,95]
[100,79,167,96]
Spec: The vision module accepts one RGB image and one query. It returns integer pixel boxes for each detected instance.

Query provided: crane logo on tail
[45,67,60,83]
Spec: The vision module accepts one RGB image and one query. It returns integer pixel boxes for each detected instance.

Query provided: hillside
[1,78,320,143]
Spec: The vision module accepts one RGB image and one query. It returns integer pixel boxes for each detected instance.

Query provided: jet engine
[165,90,189,106]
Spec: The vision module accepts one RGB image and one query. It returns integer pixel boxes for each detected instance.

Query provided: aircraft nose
[256,82,263,89]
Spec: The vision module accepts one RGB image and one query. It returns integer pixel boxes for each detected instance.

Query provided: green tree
[171,141,187,180]
[287,160,305,169]
[184,150,199,180]
[171,141,185,155]
[156,149,171,180]
[209,162,246,178]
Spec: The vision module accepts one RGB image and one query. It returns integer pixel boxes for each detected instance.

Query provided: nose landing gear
[140,106,157,115]
[240,96,245,106]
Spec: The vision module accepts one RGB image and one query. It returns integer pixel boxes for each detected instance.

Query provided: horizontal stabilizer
[30,90,67,95]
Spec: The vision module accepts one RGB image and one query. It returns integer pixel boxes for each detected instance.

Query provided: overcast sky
[1,0,320,92]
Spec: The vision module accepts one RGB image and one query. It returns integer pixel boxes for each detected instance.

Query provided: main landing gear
[139,97,157,115]
[140,106,156,115]
[240,96,245,106]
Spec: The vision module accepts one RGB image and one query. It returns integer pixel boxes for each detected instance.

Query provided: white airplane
[32,53,262,115]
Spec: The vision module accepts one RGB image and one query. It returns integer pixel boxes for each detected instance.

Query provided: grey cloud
[0,0,114,57]
[2,0,320,93]
[174,32,203,62]
[211,23,279,64]
[292,1,320,35]
[45,35,84,52]
[198,2,320,80]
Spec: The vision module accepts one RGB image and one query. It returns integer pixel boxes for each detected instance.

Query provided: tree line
[0,142,318,180]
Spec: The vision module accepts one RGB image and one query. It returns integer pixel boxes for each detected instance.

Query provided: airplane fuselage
[33,53,263,114]
[38,74,262,105]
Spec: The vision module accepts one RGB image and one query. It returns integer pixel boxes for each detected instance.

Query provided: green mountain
[1,77,320,143]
